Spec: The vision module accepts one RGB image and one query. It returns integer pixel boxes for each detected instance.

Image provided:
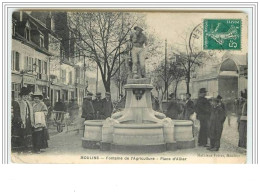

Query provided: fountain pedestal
[82,78,195,152]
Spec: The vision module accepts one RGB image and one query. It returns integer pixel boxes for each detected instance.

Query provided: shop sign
[23,75,36,85]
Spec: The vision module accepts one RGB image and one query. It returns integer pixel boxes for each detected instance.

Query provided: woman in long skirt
[32,91,48,154]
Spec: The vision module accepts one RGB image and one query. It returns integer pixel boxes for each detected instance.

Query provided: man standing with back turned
[195,88,211,147]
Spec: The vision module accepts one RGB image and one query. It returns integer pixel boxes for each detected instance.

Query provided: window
[11,51,20,71]
[61,69,66,83]
[38,59,42,73]
[28,57,32,72]
[61,49,65,60]
[12,21,16,36]
[25,28,30,41]
[40,34,44,48]
[12,83,21,100]
[24,56,28,71]
[43,61,47,75]
[24,56,32,72]
[69,71,72,85]
[38,59,42,79]
[33,58,37,72]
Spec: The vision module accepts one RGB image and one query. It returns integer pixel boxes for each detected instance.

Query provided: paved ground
[11,115,246,164]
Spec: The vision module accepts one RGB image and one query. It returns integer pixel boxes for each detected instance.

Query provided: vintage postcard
[10,9,248,164]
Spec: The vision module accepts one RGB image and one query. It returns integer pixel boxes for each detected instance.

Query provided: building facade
[191,52,248,99]
[12,11,88,107]
[12,11,52,100]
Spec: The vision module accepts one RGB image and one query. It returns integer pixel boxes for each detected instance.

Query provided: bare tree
[175,23,207,94]
[152,60,185,101]
[111,56,129,97]
[67,12,146,92]
[170,64,186,99]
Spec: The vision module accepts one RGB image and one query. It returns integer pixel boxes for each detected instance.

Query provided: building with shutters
[12,11,53,100]
[30,11,88,106]
[12,11,88,107]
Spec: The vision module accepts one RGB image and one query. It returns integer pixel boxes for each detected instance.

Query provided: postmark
[203,19,241,50]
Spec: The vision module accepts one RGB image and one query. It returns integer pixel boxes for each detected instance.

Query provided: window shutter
[44,61,47,74]
[28,57,32,71]
[24,56,27,71]
[15,52,20,71]
[11,51,14,70]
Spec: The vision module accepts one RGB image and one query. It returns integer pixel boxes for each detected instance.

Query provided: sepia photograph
[10,9,248,164]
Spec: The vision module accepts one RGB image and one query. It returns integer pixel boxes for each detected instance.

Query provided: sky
[145,11,248,54]
[89,11,248,84]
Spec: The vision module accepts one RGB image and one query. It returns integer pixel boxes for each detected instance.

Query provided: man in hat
[92,92,104,119]
[194,88,211,146]
[12,87,34,153]
[183,93,194,120]
[102,92,114,118]
[238,90,247,148]
[68,98,79,123]
[81,92,95,120]
[217,95,227,125]
[166,93,182,119]
[129,26,148,79]
[11,95,22,152]
[208,98,226,151]
[217,95,225,110]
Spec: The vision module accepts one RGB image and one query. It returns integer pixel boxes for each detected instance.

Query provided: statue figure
[129,26,147,79]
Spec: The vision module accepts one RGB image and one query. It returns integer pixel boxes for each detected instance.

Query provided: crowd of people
[164,88,248,151]
[11,84,247,154]
[81,91,114,120]
[11,87,49,154]
[11,87,114,154]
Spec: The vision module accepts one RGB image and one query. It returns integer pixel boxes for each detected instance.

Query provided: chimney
[19,11,23,22]
[46,12,55,31]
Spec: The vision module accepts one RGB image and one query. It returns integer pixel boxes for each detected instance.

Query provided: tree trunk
[186,70,190,94]
[186,81,190,94]
[104,79,111,92]
[174,81,179,99]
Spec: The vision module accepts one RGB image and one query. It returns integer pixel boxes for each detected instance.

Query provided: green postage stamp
[203,19,241,50]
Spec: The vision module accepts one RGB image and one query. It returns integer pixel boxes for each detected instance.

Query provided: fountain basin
[111,123,166,152]
[173,120,195,149]
[82,120,104,149]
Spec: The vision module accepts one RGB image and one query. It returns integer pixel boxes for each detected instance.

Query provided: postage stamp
[203,19,241,50]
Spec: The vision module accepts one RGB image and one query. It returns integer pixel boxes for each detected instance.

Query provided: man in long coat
[11,98,22,152]
[81,92,95,120]
[208,98,226,151]
[238,92,247,149]
[92,92,104,119]
[12,87,34,153]
[102,92,114,118]
[183,93,194,120]
[194,88,211,146]
[166,94,182,119]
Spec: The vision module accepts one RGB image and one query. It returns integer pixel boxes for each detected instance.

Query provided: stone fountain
[82,78,195,152]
